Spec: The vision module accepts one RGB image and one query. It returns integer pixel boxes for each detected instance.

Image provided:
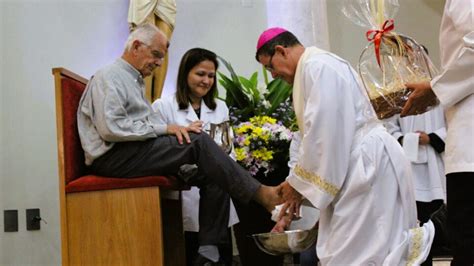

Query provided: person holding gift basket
[401,0,474,264]
[255,25,435,265]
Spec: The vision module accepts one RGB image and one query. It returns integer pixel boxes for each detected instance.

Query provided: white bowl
[252,227,318,255]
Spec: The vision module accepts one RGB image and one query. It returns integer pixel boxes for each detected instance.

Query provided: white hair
[124,23,164,51]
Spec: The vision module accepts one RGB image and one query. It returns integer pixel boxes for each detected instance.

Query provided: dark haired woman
[153,48,237,265]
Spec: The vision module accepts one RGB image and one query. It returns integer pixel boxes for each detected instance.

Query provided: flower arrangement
[217,56,297,177]
[234,115,293,176]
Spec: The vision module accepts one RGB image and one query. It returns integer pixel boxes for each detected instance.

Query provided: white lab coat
[431,0,474,174]
[152,95,239,232]
[288,47,434,265]
[384,107,447,202]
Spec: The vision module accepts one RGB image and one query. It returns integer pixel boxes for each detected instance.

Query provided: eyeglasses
[141,42,165,61]
[264,53,275,72]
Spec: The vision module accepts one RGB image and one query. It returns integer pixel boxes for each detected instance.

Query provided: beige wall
[327,0,445,69]
[162,0,268,98]
[0,1,129,264]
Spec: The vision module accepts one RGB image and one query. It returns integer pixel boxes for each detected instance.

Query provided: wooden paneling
[66,187,163,266]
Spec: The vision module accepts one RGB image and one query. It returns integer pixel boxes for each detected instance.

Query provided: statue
[128,0,177,101]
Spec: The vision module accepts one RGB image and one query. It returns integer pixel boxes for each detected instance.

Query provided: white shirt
[431,0,474,174]
[152,95,239,232]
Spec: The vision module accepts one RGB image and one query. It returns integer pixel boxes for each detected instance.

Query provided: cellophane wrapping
[342,0,438,119]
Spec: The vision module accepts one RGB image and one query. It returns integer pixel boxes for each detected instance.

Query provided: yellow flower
[252,148,274,161]
[262,116,277,125]
[243,137,250,146]
[235,148,247,161]
[251,127,263,138]
[249,115,276,126]
[235,124,253,134]
[250,127,270,143]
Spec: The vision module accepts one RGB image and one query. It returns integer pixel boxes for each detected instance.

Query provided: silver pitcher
[205,121,233,155]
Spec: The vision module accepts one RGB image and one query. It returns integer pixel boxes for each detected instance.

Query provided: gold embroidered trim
[406,227,423,266]
[294,165,340,196]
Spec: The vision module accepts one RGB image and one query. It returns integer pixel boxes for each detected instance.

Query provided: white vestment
[384,107,447,202]
[431,0,474,175]
[152,95,239,232]
[288,47,434,265]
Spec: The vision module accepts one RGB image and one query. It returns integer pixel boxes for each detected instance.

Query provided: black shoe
[178,164,198,182]
[193,254,225,266]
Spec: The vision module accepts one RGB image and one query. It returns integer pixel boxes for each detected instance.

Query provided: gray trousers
[91,132,261,245]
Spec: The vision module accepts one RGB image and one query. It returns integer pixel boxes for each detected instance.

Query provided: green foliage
[217,56,296,130]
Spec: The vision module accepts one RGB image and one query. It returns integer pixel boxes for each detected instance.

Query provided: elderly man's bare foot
[253,185,284,212]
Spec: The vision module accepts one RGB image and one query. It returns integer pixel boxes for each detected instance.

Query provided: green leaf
[239,76,254,94]
[265,79,292,115]
[217,55,295,126]
[217,55,242,87]
[249,72,259,88]
[262,66,269,85]
[218,72,248,108]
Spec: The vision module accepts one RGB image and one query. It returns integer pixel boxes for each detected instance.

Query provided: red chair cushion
[61,77,88,183]
[65,175,187,193]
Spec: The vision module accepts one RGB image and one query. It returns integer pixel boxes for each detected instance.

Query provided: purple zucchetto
[256,27,288,51]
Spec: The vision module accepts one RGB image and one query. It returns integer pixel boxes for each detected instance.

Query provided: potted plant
[217,56,297,179]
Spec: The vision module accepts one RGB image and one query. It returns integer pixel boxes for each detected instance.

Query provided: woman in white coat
[153,48,238,265]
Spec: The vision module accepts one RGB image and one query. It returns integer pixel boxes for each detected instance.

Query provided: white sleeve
[432,31,474,107]
[288,131,302,170]
[151,98,170,125]
[429,105,447,141]
[383,115,403,141]
[288,60,356,210]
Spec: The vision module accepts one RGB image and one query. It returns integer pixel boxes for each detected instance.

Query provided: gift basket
[342,0,438,119]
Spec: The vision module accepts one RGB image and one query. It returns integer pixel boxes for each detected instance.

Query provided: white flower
[257,83,269,95]
[262,100,271,108]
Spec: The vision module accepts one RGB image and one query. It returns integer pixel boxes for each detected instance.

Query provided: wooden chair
[53,67,187,266]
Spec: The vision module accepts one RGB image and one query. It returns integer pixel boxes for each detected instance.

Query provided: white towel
[403,132,420,162]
